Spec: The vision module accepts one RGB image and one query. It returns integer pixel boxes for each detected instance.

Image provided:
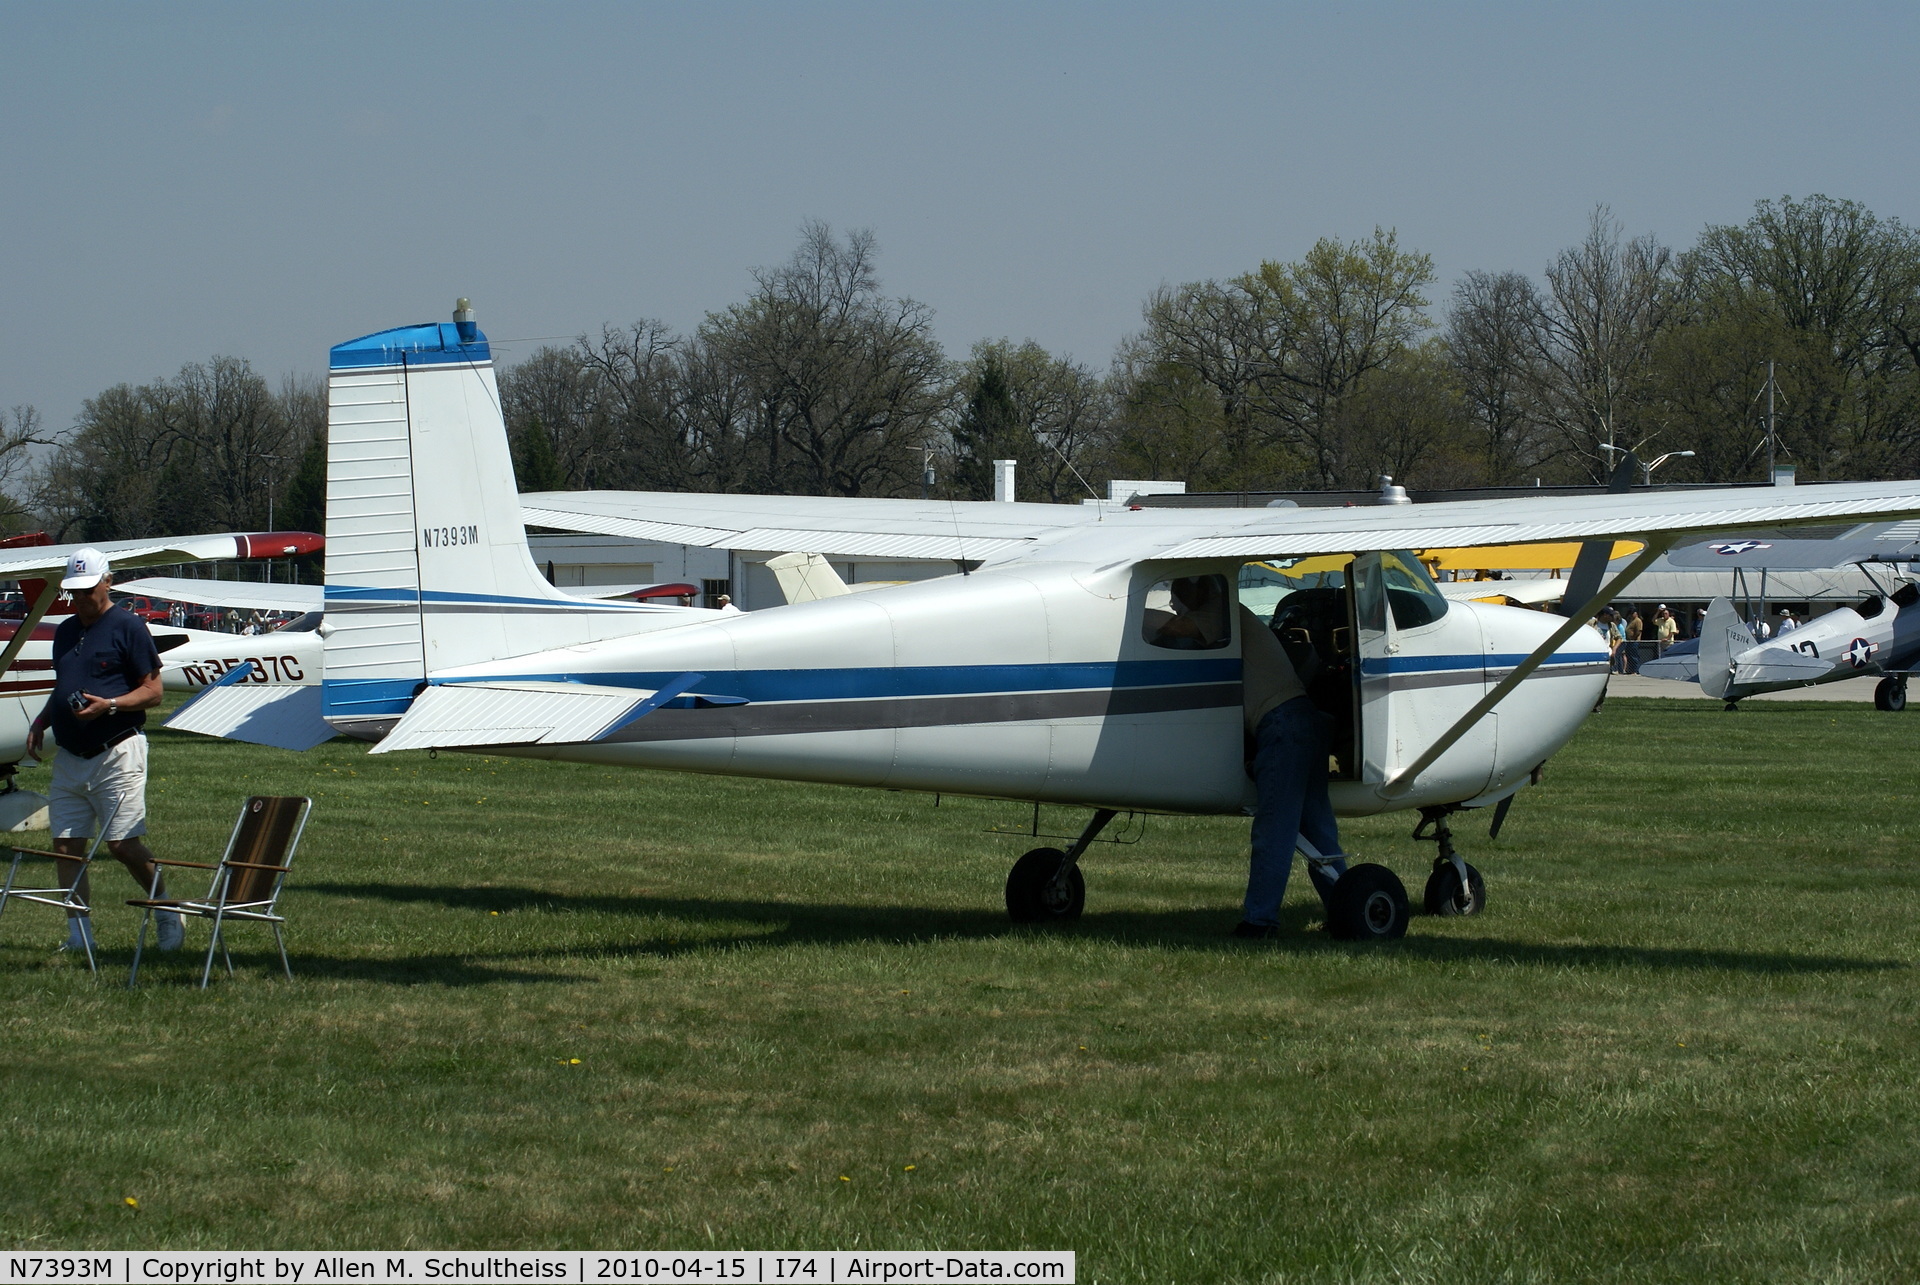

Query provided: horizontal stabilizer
[164,676,334,751]
[369,673,710,755]
[1735,652,1836,684]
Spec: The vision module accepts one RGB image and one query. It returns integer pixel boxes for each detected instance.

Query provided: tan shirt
[1239,605,1306,733]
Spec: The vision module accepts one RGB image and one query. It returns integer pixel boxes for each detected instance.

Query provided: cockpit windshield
[1238,555,1353,621]
[1378,550,1449,629]
[1239,551,1445,629]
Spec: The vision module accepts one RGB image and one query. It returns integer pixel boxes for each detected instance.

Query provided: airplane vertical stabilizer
[1697,597,1752,700]
[325,304,694,733]
[325,336,429,729]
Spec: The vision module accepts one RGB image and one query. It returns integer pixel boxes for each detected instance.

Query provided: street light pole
[255,452,283,583]
[1642,450,1695,484]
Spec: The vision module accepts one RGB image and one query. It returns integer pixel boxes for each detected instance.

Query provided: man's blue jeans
[1244,696,1347,926]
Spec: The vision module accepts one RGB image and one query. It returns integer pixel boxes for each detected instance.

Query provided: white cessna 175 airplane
[168,307,1920,938]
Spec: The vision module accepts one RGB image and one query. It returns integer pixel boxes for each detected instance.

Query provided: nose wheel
[1414,806,1486,917]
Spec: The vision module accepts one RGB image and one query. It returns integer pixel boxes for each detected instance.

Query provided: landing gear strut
[1005,808,1115,923]
[1875,676,1908,712]
[1414,806,1486,917]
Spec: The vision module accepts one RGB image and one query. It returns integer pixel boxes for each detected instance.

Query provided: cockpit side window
[1379,551,1449,629]
[1141,574,1231,650]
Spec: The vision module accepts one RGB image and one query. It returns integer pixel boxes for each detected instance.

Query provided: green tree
[951,348,1021,499]
[1691,195,1920,478]
[511,417,567,492]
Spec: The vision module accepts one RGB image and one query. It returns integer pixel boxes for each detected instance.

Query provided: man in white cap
[26,547,176,954]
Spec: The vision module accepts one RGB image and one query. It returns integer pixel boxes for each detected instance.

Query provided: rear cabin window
[1141,575,1231,650]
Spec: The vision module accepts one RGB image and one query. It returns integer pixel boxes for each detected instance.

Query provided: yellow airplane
[1240,541,1645,614]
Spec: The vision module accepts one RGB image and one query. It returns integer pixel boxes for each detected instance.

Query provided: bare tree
[1529,207,1678,478]
[703,223,950,496]
[1445,270,1553,482]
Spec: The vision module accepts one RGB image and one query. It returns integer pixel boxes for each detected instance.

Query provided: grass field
[3,696,1919,1282]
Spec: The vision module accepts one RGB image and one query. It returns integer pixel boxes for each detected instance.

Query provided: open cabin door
[1351,550,1497,798]
[1352,552,1394,785]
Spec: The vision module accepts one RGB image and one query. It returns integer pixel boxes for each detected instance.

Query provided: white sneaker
[60,917,96,952]
[155,911,185,952]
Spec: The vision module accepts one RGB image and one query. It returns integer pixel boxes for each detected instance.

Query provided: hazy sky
[2,2,1915,438]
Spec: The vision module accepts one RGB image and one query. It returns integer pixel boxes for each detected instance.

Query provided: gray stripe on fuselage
[1378,660,1606,693]
[599,682,1242,743]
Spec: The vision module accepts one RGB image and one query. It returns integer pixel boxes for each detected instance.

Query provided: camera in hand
[66,690,87,713]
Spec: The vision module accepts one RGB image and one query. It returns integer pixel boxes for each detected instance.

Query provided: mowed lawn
[3,697,1919,1282]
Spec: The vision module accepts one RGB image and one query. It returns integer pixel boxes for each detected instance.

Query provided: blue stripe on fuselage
[326,650,1605,722]
[1360,652,1607,675]
[444,659,1243,703]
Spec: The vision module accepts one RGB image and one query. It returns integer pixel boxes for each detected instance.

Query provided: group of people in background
[1594,604,1685,673]
[1593,602,1804,670]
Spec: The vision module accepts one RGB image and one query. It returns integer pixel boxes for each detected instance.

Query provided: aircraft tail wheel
[1423,859,1487,916]
[1326,864,1409,941]
[1005,847,1084,922]
[1874,678,1907,712]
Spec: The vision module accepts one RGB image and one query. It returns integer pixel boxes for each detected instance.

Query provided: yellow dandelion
[570,1058,581,1064]
[124,1197,138,1209]
[490,911,500,916]
[1078,1046,1087,1051]
[839,1175,850,1183]
[903,1165,915,1172]
[664,1166,674,1173]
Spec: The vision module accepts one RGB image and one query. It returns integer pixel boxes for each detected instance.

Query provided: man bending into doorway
[1234,604,1348,938]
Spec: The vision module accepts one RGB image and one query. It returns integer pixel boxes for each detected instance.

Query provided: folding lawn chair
[0,800,123,975]
[128,795,312,988]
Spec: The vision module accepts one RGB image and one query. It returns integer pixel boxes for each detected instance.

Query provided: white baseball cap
[60,547,110,590]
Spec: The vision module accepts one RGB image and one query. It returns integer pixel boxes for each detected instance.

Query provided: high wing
[116,577,323,613]
[0,532,322,582]
[521,484,1920,564]
[519,491,1110,561]
[1664,520,1920,570]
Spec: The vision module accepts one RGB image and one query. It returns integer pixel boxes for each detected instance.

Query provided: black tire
[1326,863,1409,941]
[1875,678,1907,712]
[1005,847,1084,922]
[1423,860,1487,916]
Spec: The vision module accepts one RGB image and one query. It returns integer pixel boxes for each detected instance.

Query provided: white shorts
[50,733,149,842]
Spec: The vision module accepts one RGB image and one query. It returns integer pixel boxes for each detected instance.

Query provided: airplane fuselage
[420,561,1608,817]
[1721,592,1920,701]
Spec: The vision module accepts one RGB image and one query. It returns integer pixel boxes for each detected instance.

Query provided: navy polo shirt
[49,605,162,757]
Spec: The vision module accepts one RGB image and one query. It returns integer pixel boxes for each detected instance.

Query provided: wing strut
[0,579,62,686]
[1380,535,1675,799]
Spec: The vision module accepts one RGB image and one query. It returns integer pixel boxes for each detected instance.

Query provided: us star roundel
[1710,540,1773,555]
[1846,637,1876,668]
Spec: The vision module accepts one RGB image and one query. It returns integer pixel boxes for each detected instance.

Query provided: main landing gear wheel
[1326,864,1409,941]
[1003,808,1115,924]
[1424,859,1487,916]
[1874,677,1908,712]
[1005,848,1085,922]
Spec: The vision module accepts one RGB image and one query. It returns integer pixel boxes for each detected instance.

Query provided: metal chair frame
[128,796,312,988]
[0,800,124,975]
